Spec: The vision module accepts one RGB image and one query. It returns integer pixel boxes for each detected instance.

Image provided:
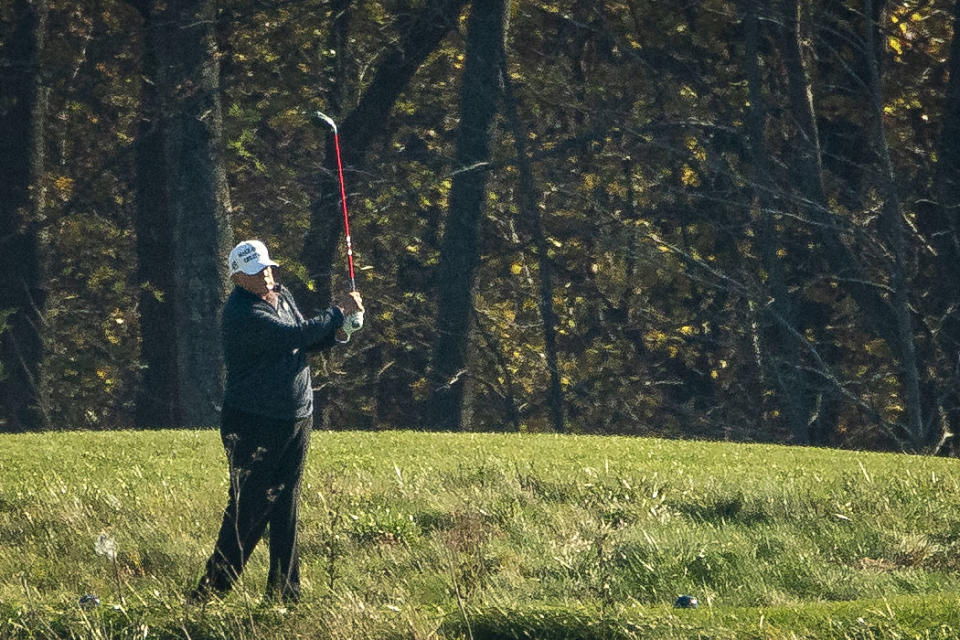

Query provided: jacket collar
[233,284,283,306]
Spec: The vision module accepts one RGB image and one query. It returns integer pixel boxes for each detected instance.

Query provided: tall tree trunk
[134,0,233,428]
[935,0,960,262]
[323,0,353,117]
[301,0,469,311]
[745,0,810,443]
[0,0,49,432]
[778,0,897,346]
[863,0,925,447]
[776,0,914,446]
[501,58,565,434]
[426,0,507,430]
[301,0,468,429]
[928,0,960,453]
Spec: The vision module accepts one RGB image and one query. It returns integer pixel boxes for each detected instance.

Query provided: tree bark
[0,0,49,432]
[926,0,960,453]
[323,0,354,117]
[775,0,924,447]
[501,59,565,434]
[778,0,898,349]
[776,0,923,447]
[863,0,925,447]
[134,0,233,428]
[935,0,960,257]
[745,0,811,443]
[301,0,468,429]
[301,0,469,310]
[426,0,507,430]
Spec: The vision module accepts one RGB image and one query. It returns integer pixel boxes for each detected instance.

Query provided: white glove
[339,311,364,342]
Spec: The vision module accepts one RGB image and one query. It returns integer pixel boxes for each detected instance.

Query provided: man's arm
[227,302,344,355]
[307,291,365,349]
[303,306,348,352]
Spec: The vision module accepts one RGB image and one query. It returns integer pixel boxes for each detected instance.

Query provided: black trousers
[198,406,312,600]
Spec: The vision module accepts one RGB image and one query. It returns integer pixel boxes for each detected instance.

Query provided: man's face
[233,266,276,297]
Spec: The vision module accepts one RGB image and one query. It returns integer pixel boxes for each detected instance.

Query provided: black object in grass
[78,594,100,608]
[674,595,699,608]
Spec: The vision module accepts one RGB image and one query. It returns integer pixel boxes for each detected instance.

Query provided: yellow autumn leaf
[681,165,700,187]
[55,176,75,199]
[645,330,667,345]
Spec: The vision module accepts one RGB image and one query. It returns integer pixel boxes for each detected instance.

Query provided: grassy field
[2,430,960,639]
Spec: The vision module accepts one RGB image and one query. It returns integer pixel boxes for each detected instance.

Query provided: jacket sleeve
[302,306,345,352]
[226,301,344,356]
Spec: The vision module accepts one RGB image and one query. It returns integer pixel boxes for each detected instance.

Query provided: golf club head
[311,110,338,133]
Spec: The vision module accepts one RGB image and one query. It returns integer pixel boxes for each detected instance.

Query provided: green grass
[2,430,960,638]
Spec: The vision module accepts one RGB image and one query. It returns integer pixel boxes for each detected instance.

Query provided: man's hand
[336,291,365,342]
[338,291,364,316]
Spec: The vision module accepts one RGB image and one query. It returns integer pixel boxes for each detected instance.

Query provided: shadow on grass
[671,492,770,526]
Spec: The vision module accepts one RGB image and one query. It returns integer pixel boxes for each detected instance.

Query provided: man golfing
[191,239,363,603]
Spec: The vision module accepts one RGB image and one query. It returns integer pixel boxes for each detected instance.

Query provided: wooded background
[2,0,959,453]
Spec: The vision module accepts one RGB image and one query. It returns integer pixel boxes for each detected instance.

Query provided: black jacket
[221,285,344,419]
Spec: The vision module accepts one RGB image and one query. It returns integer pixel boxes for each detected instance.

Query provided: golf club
[312,110,363,336]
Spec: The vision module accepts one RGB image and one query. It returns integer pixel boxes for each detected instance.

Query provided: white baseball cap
[228,240,279,276]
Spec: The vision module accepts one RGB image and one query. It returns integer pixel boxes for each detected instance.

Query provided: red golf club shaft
[331,131,356,292]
